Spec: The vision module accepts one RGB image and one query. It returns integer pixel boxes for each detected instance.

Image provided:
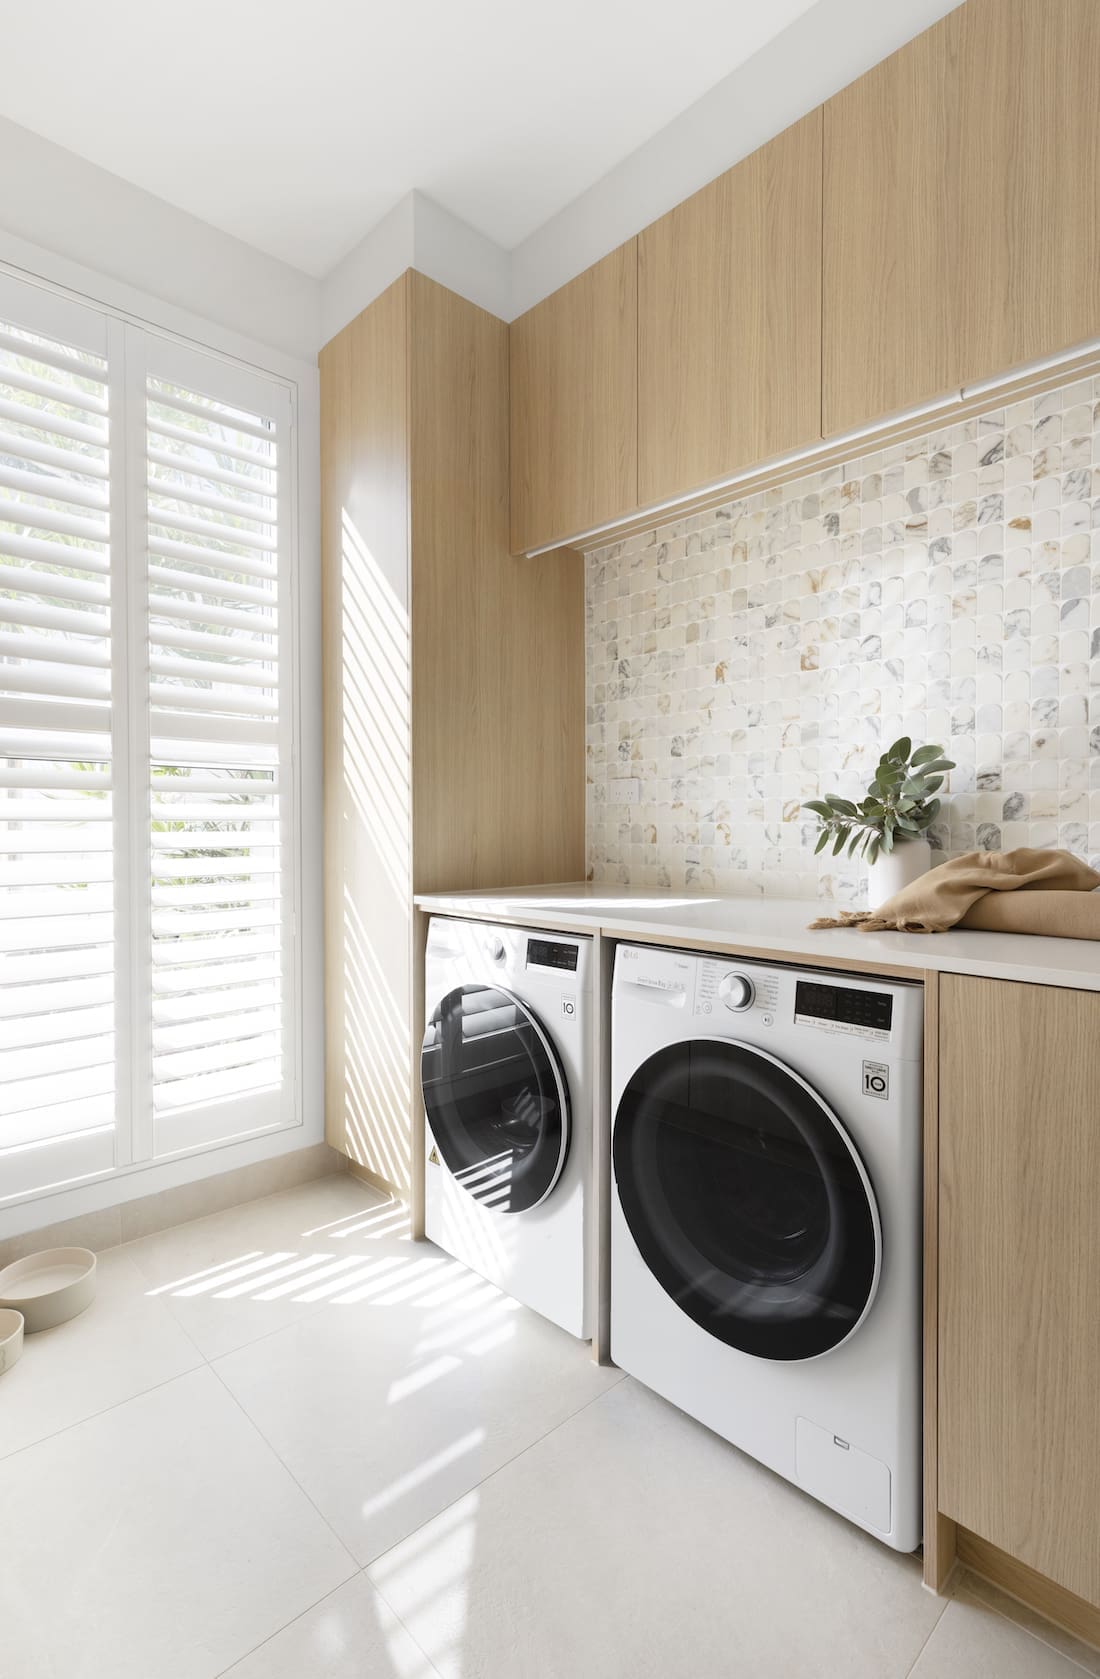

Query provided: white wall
[0,114,319,362]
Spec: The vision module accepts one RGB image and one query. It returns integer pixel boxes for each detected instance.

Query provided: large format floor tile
[0,1365,355,1679]
[123,1175,409,1359]
[368,1377,947,1679]
[215,1263,623,1563]
[220,1574,438,1679]
[0,1248,202,1459]
[909,1587,1095,1678]
[6,1176,1096,1679]
[957,1573,1100,1676]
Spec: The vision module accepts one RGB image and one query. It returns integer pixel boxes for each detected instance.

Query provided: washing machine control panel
[793,978,893,1041]
[694,961,779,1021]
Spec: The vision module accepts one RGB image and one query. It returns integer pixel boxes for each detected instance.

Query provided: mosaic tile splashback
[585,377,1100,903]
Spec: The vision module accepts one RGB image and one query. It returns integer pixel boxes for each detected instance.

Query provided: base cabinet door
[938,974,1100,1608]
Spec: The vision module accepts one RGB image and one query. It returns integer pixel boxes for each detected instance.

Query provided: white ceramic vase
[865,836,931,911]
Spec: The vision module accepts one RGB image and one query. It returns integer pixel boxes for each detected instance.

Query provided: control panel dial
[486,937,506,963]
[719,972,755,1012]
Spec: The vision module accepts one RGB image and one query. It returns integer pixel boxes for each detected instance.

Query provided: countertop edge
[413,889,1100,993]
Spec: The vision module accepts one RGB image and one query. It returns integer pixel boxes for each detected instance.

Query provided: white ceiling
[0,0,820,277]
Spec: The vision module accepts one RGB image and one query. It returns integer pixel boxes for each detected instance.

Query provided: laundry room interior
[2,1,1100,1676]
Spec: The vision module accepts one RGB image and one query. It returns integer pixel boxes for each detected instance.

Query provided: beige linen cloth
[809,847,1100,935]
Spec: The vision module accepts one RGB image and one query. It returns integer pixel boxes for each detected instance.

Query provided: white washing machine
[420,917,593,1339]
[611,943,923,1550]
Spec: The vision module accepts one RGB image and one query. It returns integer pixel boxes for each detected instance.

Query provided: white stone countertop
[413,882,1100,992]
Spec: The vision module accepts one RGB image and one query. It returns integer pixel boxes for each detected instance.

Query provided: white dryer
[611,943,923,1550]
[420,917,593,1339]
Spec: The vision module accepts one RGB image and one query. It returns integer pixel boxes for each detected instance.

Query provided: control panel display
[527,937,579,972]
[795,980,893,1037]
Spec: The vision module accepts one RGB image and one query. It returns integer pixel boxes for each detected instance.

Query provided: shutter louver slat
[145,373,284,1128]
[0,760,114,1145]
[0,310,116,1166]
[0,292,296,1200]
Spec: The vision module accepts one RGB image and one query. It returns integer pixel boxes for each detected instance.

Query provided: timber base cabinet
[935,974,1100,1637]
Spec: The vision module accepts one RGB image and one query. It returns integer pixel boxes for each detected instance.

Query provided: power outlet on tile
[609,779,641,804]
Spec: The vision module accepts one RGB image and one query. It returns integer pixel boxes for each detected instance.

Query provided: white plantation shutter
[0,284,118,1198]
[0,272,299,1207]
[142,348,295,1156]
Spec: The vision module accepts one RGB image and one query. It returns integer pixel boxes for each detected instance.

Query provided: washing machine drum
[614,1039,881,1361]
[421,984,570,1214]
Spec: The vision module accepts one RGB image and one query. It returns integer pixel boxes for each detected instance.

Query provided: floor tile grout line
[956,1576,1100,1677]
[352,1569,449,1679]
[904,1572,1100,1679]
[899,1588,953,1679]
[208,1314,626,1590]
[159,1277,343,1367]
[208,1356,364,1568]
[209,1572,446,1679]
[364,1368,628,1584]
[0,1185,401,1469]
[0,1355,207,1467]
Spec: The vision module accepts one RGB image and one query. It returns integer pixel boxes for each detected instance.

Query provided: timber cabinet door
[938,974,1100,1609]
[956,0,1100,390]
[824,0,1100,437]
[638,111,822,506]
[509,241,638,554]
[822,9,962,436]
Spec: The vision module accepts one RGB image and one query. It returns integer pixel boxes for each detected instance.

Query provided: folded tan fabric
[958,889,1100,940]
[808,847,1100,934]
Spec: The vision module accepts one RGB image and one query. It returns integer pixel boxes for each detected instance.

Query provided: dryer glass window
[613,1040,879,1360]
[421,986,570,1214]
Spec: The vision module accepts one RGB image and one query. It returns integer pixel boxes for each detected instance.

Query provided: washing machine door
[421,984,570,1214]
[613,1038,881,1361]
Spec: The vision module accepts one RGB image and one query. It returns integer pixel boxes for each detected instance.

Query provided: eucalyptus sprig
[802,737,954,865]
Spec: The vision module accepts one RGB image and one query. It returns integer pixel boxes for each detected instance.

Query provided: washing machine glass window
[613,1039,880,1361]
[421,985,570,1214]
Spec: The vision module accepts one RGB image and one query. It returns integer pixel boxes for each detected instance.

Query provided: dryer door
[421,985,570,1214]
[613,1038,880,1361]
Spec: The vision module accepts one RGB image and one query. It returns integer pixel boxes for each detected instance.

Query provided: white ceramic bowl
[0,1308,24,1374]
[0,1247,97,1333]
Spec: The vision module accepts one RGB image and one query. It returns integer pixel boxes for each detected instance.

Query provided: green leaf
[832,828,847,856]
[867,837,881,864]
[802,801,833,818]
[826,795,858,816]
[847,831,862,857]
[887,736,912,763]
[914,759,953,777]
[881,825,895,852]
[910,742,945,766]
[814,829,831,854]
[922,775,944,794]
